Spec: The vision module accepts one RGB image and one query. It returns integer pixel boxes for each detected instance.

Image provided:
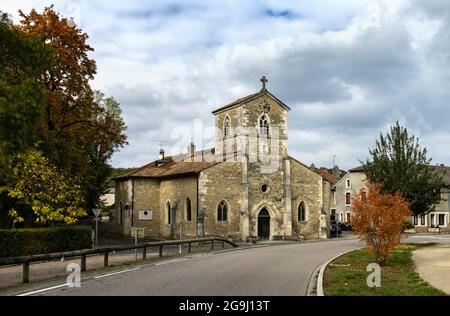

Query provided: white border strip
[317,247,364,296]
[17,283,71,296]
[93,268,140,279]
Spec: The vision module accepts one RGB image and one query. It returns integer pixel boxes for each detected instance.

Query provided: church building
[111,77,334,241]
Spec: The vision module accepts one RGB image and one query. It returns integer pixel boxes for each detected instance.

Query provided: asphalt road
[33,237,364,296]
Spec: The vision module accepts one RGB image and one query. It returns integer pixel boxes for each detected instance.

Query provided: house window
[414,216,418,226]
[346,212,351,223]
[167,201,172,225]
[186,198,192,222]
[420,214,426,226]
[340,212,344,222]
[259,114,270,136]
[431,214,435,227]
[224,117,230,138]
[361,191,367,201]
[345,192,351,205]
[217,200,228,222]
[346,179,350,188]
[438,214,446,227]
[119,202,123,225]
[298,202,306,222]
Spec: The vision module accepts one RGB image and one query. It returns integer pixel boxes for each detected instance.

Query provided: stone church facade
[111,78,334,241]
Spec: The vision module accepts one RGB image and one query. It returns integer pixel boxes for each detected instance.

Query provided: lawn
[323,244,447,296]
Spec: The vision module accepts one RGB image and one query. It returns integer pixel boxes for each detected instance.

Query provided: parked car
[338,222,352,231]
[330,223,342,237]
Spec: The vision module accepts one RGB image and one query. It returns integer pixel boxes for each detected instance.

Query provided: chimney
[188,142,196,158]
[332,165,340,178]
[159,149,165,160]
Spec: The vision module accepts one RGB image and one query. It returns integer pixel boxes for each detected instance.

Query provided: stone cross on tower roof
[260,76,268,91]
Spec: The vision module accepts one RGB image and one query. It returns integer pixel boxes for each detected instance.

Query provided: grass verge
[323,243,447,296]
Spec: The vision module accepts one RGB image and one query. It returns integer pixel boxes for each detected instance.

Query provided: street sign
[131,227,145,238]
[92,209,102,218]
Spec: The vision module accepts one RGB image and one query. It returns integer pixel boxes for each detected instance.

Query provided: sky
[3,0,450,170]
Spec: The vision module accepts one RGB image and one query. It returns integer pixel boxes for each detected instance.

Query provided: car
[330,223,342,237]
[338,222,353,231]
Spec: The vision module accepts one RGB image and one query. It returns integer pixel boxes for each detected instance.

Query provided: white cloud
[3,0,450,169]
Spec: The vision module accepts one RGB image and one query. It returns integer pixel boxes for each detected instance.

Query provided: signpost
[92,209,102,247]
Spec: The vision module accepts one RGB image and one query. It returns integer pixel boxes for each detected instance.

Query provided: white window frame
[415,214,427,227]
[434,212,448,228]
[345,211,351,224]
[345,192,351,206]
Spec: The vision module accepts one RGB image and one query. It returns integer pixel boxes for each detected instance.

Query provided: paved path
[31,238,363,296]
[413,243,450,294]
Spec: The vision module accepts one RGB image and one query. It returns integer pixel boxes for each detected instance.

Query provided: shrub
[352,182,412,265]
[0,225,92,258]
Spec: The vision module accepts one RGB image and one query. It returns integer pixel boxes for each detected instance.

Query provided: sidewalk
[413,244,450,294]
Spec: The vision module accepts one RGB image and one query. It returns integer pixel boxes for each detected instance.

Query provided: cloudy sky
[3,0,450,170]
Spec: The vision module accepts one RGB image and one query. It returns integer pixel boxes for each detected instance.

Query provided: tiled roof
[430,165,450,186]
[348,164,450,185]
[312,168,340,186]
[349,165,364,172]
[114,149,219,180]
[212,90,291,114]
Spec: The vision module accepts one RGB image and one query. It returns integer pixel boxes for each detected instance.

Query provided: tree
[17,7,127,212]
[0,11,53,166]
[362,122,443,216]
[1,149,87,226]
[352,182,411,265]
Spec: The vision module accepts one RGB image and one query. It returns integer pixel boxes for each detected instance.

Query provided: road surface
[32,237,363,296]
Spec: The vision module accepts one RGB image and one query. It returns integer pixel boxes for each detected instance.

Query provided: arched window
[224,117,230,138]
[166,201,172,224]
[259,115,270,136]
[119,202,123,225]
[217,200,228,222]
[186,198,192,222]
[345,192,351,205]
[298,201,306,222]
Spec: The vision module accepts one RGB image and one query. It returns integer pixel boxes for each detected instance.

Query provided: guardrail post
[104,252,109,268]
[188,242,192,253]
[143,246,147,261]
[159,245,163,257]
[23,262,30,283]
[211,240,214,250]
[81,255,87,272]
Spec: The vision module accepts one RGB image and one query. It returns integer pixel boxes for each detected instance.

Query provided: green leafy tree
[18,8,128,212]
[1,149,87,226]
[0,11,53,166]
[362,122,443,216]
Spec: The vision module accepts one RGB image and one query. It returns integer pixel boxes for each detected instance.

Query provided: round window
[261,184,269,194]
[144,211,148,216]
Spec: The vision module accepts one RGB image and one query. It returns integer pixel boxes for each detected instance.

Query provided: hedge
[0,225,92,258]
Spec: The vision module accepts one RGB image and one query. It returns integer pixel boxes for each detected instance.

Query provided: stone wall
[290,158,323,240]
[159,176,198,239]
[199,162,242,240]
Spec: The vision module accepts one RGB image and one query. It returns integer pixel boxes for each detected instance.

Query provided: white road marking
[93,268,140,279]
[154,258,188,266]
[408,236,450,240]
[17,283,72,296]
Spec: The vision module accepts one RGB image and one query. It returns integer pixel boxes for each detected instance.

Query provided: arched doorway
[258,208,271,240]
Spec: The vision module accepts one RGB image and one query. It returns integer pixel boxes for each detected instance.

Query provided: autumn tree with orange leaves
[352,182,412,265]
[0,6,127,226]
[16,6,127,212]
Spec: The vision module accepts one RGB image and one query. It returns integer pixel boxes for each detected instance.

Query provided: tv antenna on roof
[155,140,170,150]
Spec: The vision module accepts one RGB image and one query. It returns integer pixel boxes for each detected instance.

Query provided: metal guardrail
[0,237,238,283]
